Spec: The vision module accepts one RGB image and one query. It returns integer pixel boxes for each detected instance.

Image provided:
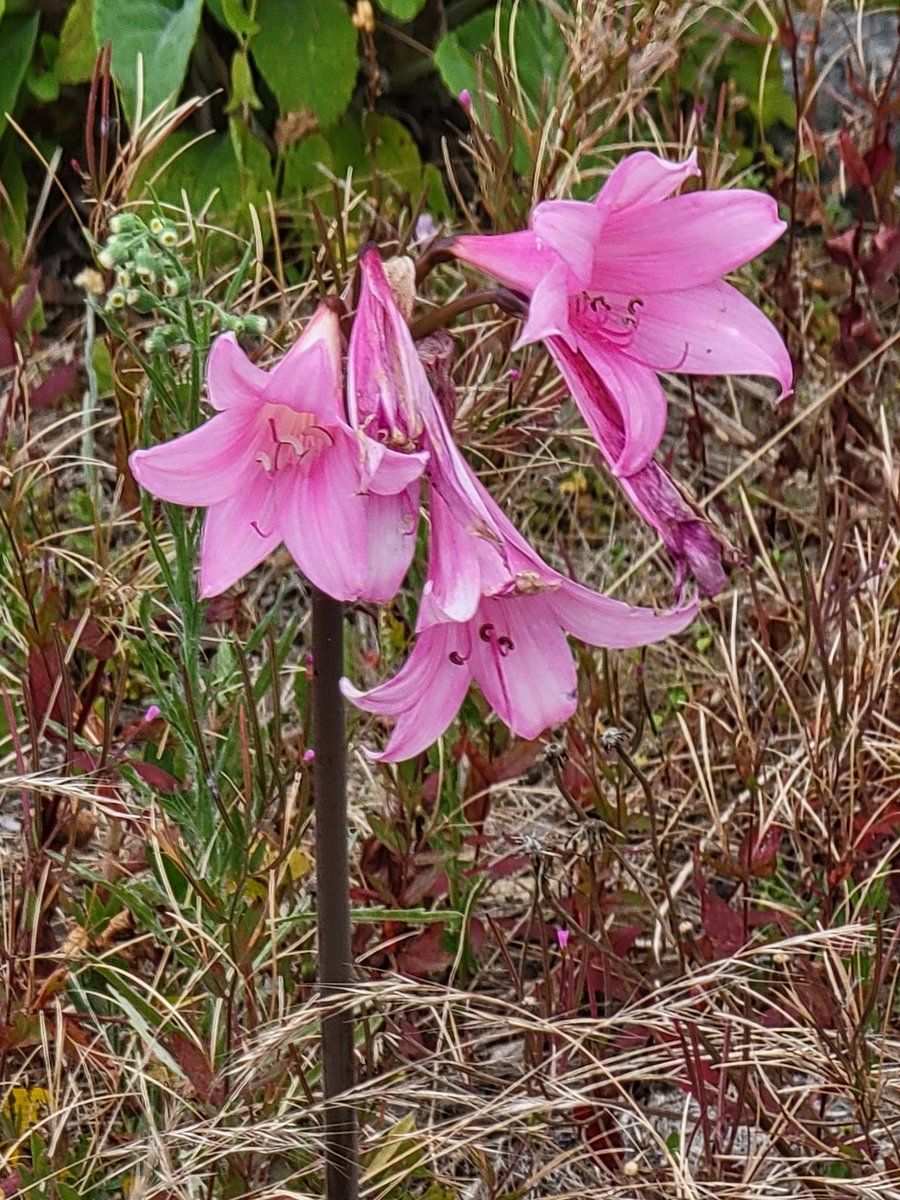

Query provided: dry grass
[2,0,900,1196]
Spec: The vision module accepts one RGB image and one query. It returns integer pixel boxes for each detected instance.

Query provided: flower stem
[311,587,358,1200]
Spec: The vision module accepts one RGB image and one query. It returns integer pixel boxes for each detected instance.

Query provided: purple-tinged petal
[468,595,578,739]
[530,200,602,284]
[549,339,728,595]
[129,412,257,506]
[593,191,786,293]
[283,427,370,600]
[617,465,729,596]
[451,231,556,295]
[265,304,343,420]
[578,340,669,474]
[513,261,576,350]
[198,473,280,597]
[595,150,700,214]
[341,624,471,761]
[619,279,793,396]
[549,578,699,647]
[206,333,268,411]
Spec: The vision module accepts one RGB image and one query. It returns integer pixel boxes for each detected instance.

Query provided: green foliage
[0,10,38,140]
[251,0,358,127]
[93,0,204,119]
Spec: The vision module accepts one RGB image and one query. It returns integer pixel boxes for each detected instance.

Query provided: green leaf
[58,0,98,84]
[93,0,204,122]
[362,112,421,195]
[281,132,335,198]
[251,0,357,126]
[221,0,259,36]
[0,12,39,141]
[377,0,425,19]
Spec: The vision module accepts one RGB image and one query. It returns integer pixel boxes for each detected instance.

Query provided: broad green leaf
[251,0,357,126]
[93,0,204,122]
[377,0,425,19]
[362,112,421,195]
[0,12,39,141]
[281,132,336,198]
[58,0,97,84]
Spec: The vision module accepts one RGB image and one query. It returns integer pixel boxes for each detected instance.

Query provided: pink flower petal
[451,230,556,294]
[530,199,602,284]
[420,491,484,625]
[263,304,343,419]
[198,473,280,597]
[513,261,575,350]
[594,190,786,293]
[595,149,700,214]
[361,440,428,496]
[621,279,793,396]
[206,333,268,411]
[578,340,669,475]
[468,595,578,739]
[129,412,257,506]
[357,487,420,603]
[341,625,471,761]
[283,428,370,600]
[549,578,698,647]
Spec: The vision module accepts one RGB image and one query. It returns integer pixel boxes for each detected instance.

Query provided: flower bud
[106,289,127,310]
[241,314,268,336]
[109,213,143,236]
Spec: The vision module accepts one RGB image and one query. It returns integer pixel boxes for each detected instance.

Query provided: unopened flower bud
[98,248,116,270]
[116,269,132,289]
[242,314,268,336]
[74,268,105,295]
[126,289,142,306]
[162,276,183,298]
[109,212,142,236]
[351,0,375,32]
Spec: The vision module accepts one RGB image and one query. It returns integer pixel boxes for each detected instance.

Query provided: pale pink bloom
[130,304,425,602]
[342,439,698,761]
[556,927,571,950]
[452,150,793,476]
[550,338,728,596]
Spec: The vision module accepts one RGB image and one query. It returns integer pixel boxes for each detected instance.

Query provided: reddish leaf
[169,1033,224,1105]
[60,616,116,660]
[839,129,872,190]
[126,759,183,793]
[825,227,860,271]
[395,924,453,977]
[29,360,79,410]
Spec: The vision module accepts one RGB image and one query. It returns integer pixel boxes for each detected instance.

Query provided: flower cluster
[129,151,791,761]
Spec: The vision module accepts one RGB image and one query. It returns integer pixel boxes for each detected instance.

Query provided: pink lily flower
[451,150,793,476]
[129,303,426,602]
[342,438,698,762]
[549,337,729,596]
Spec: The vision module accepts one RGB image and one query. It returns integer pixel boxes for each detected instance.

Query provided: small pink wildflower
[130,304,426,602]
[451,150,792,476]
[556,927,570,950]
[303,748,316,763]
[143,704,162,722]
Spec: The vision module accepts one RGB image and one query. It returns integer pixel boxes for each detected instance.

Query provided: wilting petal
[514,262,575,350]
[619,280,793,395]
[284,428,370,600]
[578,340,669,474]
[594,191,786,293]
[451,230,557,295]
[468,595,578,739]
[617,465,729,596]
[199,473,280,598]
[530,200,602,284]
[130,412,256,505]
[550,578,699,647]
[206,333,268,411]
[341,624,471,761]
[595,149,700,215]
